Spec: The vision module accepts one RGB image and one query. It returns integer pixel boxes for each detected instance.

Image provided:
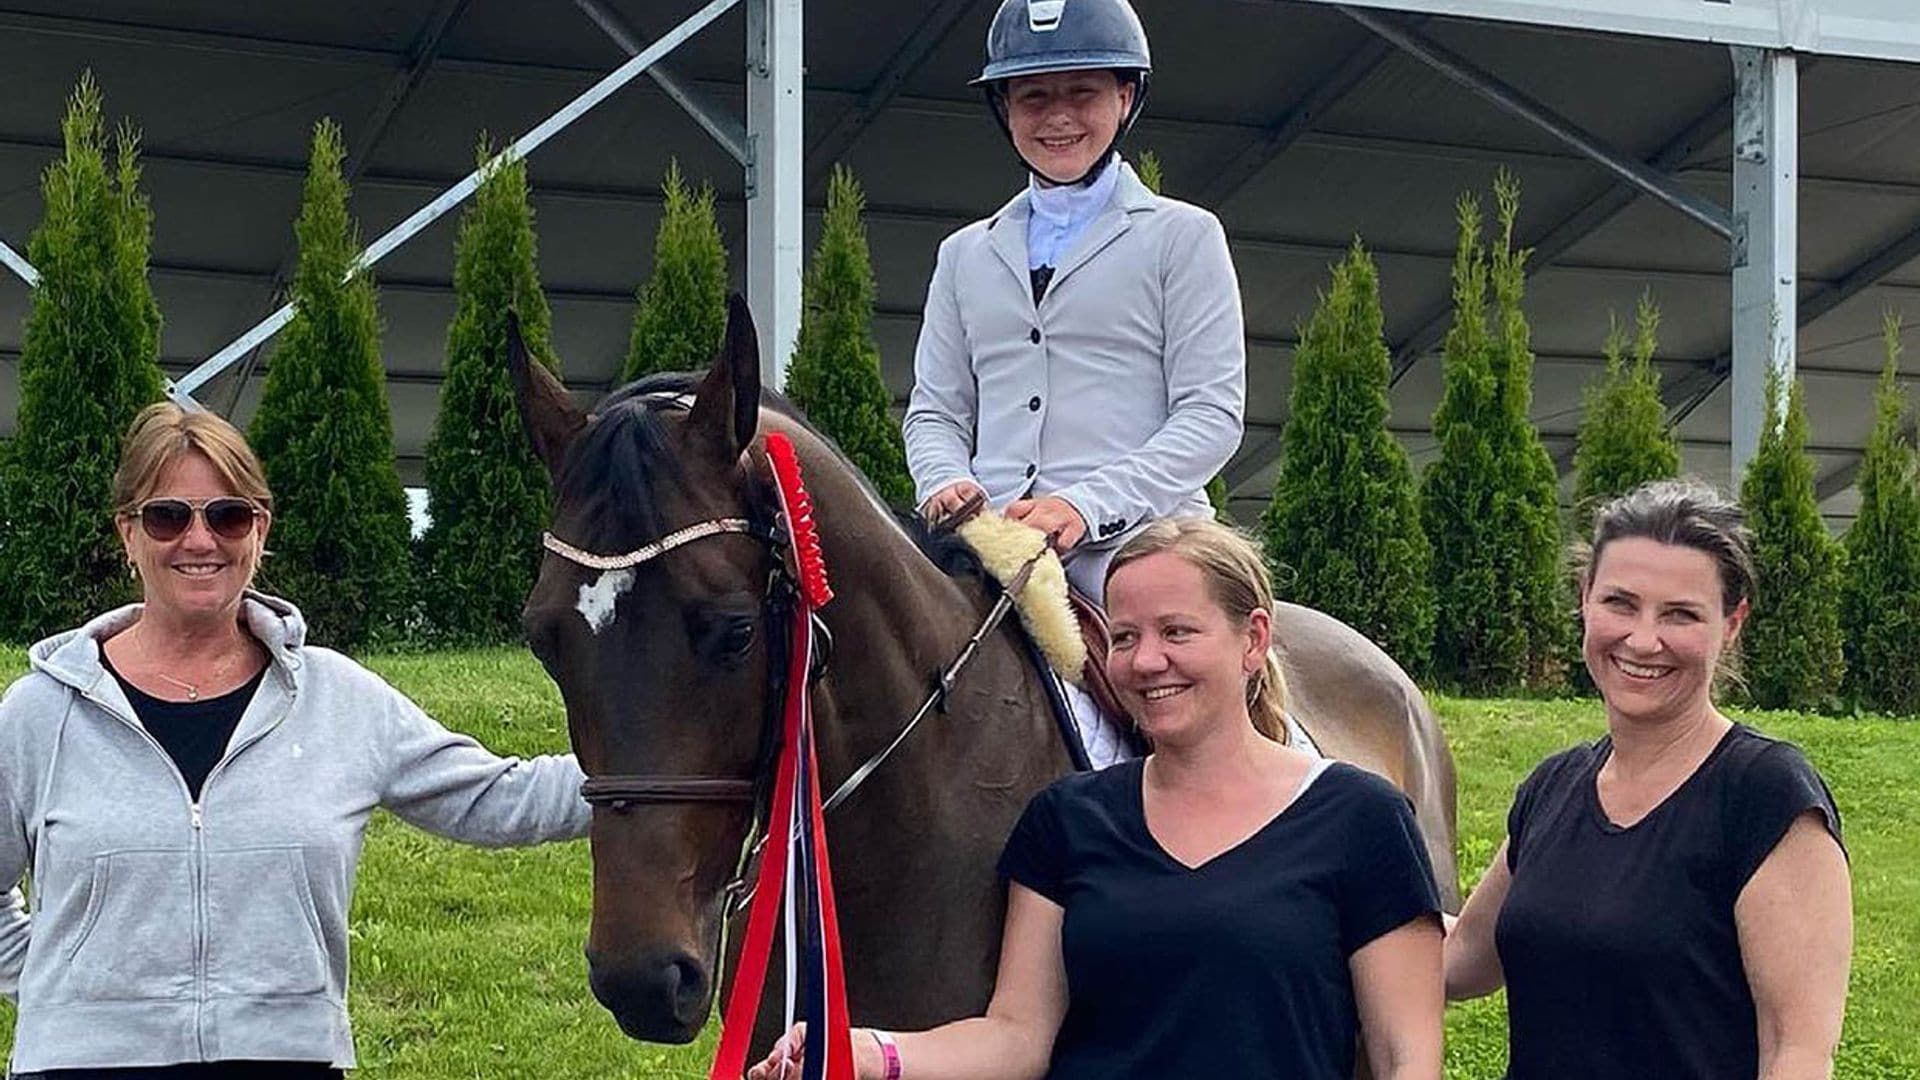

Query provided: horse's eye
[722,618,756,656]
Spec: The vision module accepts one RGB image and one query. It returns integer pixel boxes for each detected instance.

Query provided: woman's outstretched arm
[749,883,1069,1080]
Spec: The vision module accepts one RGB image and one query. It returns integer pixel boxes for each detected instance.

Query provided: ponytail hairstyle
[1106,518,1290,743]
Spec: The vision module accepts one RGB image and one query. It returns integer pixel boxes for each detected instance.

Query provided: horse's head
[511,297,781,1043]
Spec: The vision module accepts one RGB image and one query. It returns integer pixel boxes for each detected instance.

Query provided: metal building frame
[138,0,803,405]
[0,0,1894,492]
[1221,5,1806,487]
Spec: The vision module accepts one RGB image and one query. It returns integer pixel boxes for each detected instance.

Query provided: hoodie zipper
[78,686,208,1057]
[78,672,295,1060]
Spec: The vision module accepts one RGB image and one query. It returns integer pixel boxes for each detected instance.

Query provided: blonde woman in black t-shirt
[1444,480,1851,1079]
[749,518,1442,1080]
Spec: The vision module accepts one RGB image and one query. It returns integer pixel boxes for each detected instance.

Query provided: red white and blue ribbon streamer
[709,432,851,1080]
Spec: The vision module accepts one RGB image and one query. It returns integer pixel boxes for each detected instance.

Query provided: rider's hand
[1005,495,1087,551]
[920,479,987,523]
[745,1023,885,1080]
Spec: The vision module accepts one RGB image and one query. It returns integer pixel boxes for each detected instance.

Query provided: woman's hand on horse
[745,1023,885,1080]
[922,479,988,524]
[1005,496,1086,551]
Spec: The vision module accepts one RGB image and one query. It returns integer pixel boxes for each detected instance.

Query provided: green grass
[0,646,1914,1077]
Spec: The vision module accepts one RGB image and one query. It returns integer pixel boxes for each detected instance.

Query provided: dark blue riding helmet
[971,0,1153,185]
[971,0,1152,86]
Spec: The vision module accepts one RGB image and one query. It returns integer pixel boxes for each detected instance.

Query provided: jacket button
[1025,464,1036,478]
[1029,328,1041,344]
[1028,396,1042,411]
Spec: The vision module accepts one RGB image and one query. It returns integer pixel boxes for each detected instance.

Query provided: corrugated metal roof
[0,0,1915,530]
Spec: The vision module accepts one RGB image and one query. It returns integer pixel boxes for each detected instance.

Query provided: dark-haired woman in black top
[1445,481,1851,1080]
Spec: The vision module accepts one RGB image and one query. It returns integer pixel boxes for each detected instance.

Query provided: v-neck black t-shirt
[1495,723,1843,1080]
[998,758,1441,1079]
[101,653,265,803]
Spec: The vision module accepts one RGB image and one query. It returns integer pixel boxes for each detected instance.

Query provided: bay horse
[509,296,1458,1049]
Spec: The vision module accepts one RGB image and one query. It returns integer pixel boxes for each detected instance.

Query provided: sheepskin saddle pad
[952,513,1087,687]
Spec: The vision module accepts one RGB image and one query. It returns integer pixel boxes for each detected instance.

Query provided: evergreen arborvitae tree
[1739,367,1846,710]
[1573,293,1681,512]
[1840,315,1920,715]
[417,145,559,643]
[1205,474,1233,524]
[248,119,411,650]
[1487,173,1569,690]
[1421,191,1532,691]
[0,74,164,642]
[622,160,728,382]
[1134,149,1164,194]
[1563,294,1683,693]
[1421,178,1565,693]
[1422,193,1511,690]
[1262,240,1434,674]
[784,166,913,505]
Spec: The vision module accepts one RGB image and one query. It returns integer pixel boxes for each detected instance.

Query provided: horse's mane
[563,371,987,584]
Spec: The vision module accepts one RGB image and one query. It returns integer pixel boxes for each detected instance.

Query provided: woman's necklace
[130,623,246,702]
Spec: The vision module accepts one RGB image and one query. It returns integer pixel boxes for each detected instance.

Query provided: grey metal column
[1730,47,1798,481]
[746,0,804,390]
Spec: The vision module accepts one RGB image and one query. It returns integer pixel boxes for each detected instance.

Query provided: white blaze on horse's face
[576,568,637,634]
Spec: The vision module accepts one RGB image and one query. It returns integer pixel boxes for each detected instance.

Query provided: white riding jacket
[903,160,1246,596]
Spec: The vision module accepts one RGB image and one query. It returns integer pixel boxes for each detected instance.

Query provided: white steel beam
[1339,5,1733,241]
[169,0,743,404]
[1729,47,1798,482]
[1387,92,1735,386]
[746,0,804,389]
[0,237,38,287]
[574,0,749,164]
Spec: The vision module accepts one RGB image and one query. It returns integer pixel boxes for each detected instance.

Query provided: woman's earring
[125,557,138,580]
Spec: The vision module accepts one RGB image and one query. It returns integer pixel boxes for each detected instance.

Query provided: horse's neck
[798,453,1054,772]
[788,444,1071,1025]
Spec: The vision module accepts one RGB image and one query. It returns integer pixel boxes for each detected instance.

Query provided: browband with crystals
[540,518,771,571]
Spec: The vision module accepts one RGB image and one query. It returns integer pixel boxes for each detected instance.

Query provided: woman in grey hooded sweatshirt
[0,402,591,1077]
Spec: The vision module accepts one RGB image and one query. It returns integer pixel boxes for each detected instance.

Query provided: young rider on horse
[903,0,1247,605]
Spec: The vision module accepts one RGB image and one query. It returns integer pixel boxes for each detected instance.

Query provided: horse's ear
[505,310,586,480]
[687,293,761,462]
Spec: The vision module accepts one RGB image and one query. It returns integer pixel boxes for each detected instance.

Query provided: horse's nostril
[667,955,708,1018]
[587,949,713,1042]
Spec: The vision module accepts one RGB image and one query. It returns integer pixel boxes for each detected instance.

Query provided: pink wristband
[869,1028,902,1080]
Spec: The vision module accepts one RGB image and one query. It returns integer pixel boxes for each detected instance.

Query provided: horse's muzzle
[586,947,712,1043]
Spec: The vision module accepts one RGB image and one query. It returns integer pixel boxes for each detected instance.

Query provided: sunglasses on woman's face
[128,497,261,542]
